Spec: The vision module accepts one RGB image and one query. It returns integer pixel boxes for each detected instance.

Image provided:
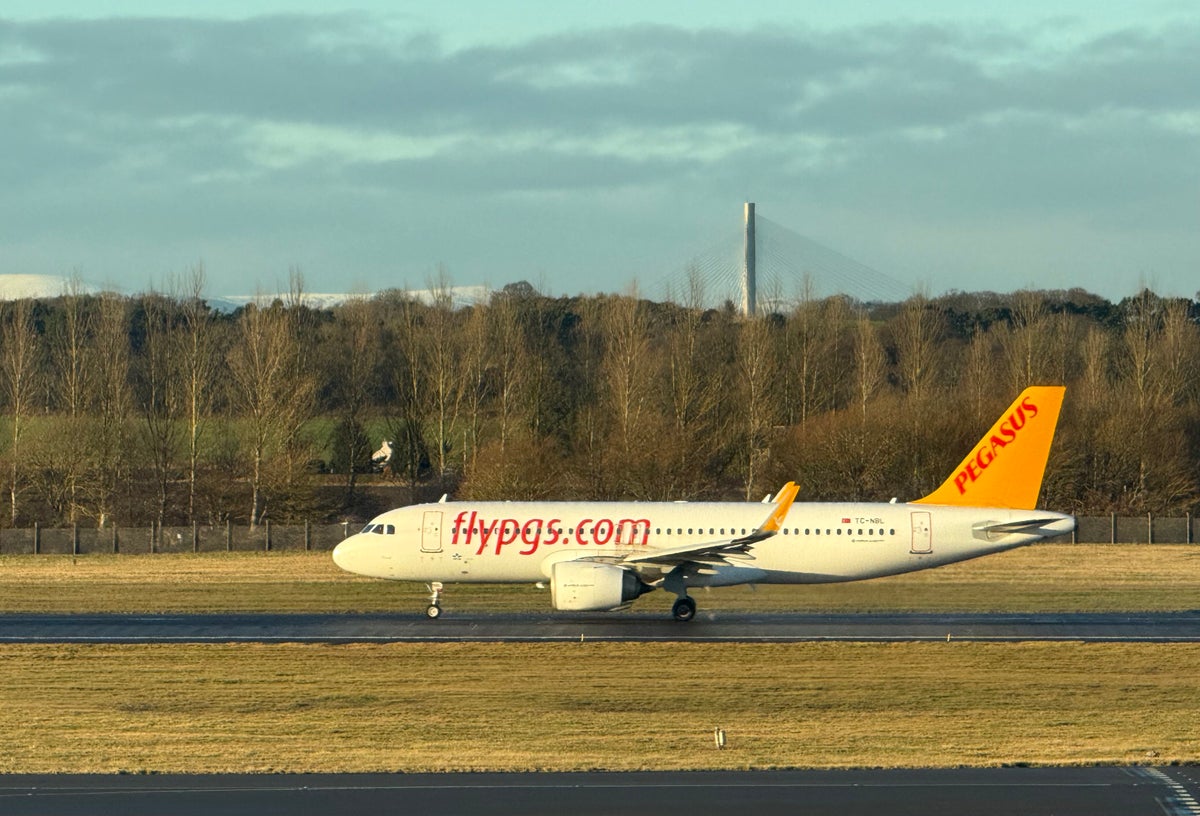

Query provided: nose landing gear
[425,581,443,619]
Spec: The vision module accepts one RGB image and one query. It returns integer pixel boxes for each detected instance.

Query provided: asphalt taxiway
[1,768,1198,816]
[1,610,1199,643]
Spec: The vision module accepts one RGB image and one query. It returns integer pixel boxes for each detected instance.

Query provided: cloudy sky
[1,1,1197,302]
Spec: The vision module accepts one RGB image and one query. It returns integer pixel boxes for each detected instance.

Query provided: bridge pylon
[741,201,756,316]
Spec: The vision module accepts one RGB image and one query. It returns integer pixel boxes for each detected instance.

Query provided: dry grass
[1,641,1197,773]
[2,545,1198,774]
[1,544,1199,613]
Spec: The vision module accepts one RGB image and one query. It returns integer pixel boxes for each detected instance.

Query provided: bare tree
[601,289,654,458]
[425,270,464,482]
[137,292,183,527]
[1078,325,1111,413]
[1000,289,1054,391]
[0,299,41,525]
[852,311,885,424]
[891,293,948,495]
[458,298,491,471]
[383,292,430,499]
[53,275,92,417]
[893,293,944,403]
[664,277,725,497]
[489,289,527,455]
[1156,298,1198,406]
[50,275,94,522]
[1116,289,1170,507]
[786,276,847,424]
[90,293,132,528]
[961,327,998,429]
[1121,289,1160,418]
[176,267,220,523]
[328,295,378,505]
[736,315,781,500]
[227,298,315,527]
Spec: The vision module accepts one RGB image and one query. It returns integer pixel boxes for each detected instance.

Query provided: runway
[1,768,1197,816]
[1,610,1199,643]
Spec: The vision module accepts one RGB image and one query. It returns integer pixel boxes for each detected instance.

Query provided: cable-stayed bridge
[651,203,912,314]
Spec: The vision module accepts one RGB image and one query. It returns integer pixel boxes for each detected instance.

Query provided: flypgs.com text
[451,511,651,556]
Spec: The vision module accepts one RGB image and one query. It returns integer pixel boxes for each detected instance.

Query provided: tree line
[0,270,1197,528]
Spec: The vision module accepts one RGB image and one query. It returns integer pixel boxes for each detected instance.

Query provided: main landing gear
[663,566,697,622]
[426,581,444,619]
[671,596,696,622]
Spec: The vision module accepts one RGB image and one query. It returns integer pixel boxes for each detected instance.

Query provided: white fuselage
[332,499,1075,587]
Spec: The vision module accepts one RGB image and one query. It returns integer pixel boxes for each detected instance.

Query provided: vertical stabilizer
[914,386,1065,510]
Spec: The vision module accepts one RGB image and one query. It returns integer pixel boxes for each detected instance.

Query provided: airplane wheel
[672,597,696,622]
[426,604,442,620]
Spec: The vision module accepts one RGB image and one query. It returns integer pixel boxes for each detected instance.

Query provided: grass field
[1,543,1198,614]
[2,641,1197,773]
[2,544,1198,773]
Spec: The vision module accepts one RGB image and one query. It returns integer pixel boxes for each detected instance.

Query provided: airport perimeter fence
[0,515,1195,556]
[0,520,355,555]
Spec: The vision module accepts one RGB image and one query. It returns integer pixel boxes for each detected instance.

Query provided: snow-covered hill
[0,274,99,299]
[0,276,491,311]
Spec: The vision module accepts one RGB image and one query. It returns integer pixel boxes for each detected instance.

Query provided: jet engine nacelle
[550,561,650,611]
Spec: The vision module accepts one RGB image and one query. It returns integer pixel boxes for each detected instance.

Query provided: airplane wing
[618,481,799,568]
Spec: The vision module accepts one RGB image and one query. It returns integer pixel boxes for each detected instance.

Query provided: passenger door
[910,511,932,554]
[421,511,443,553]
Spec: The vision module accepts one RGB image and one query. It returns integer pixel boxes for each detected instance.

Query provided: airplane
[333,386,1075,621]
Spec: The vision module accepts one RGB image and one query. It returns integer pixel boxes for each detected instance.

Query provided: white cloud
[1,14,1197,300]
[242,119,464,167]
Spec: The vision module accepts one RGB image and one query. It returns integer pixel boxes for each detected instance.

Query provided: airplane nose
[332,533,395,579]
[332,535,366,575]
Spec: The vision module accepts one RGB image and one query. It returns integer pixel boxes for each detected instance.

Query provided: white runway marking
[1136,768,1200,816]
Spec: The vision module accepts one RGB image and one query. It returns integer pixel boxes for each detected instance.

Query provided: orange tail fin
[914,386,1065,510]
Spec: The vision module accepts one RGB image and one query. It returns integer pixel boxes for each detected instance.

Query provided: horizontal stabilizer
[972,517,1075,536]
